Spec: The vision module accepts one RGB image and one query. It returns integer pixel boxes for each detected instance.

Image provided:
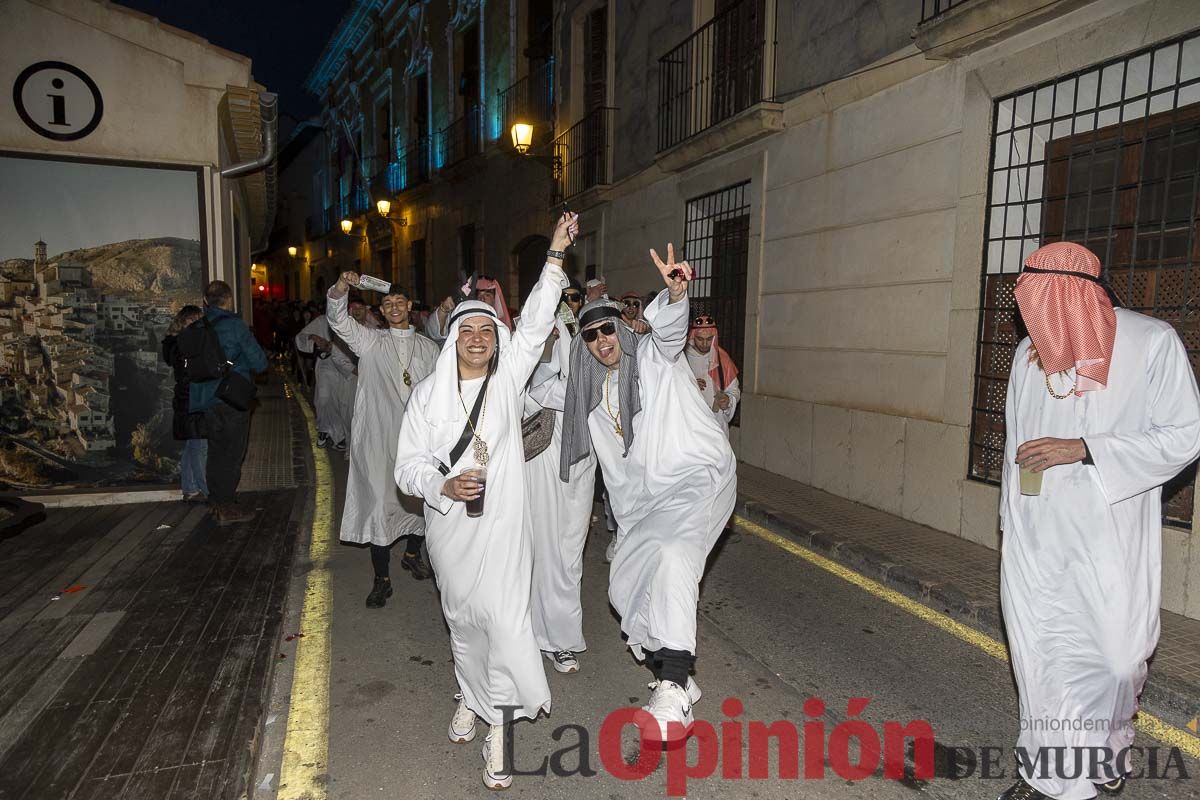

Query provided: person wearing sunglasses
[619,291,651,335]
[559,243,736,744]
[395,212,579,790]
[686,315,740,436]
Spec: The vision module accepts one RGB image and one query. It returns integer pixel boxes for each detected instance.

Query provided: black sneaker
[998,778,1048,800]
[365,577,392,608]
[1096,776,1126,795]
[316,432,330,448]
[333,440,347,452]
[400,550,433,580]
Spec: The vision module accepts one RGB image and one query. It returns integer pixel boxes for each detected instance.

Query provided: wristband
[546,249,567,260]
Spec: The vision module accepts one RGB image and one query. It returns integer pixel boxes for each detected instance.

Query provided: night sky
[114,0,352,125]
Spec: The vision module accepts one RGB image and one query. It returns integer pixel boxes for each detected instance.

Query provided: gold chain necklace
[603,369,623,439]
[458,381,489,465]
[1044,370,1078,399]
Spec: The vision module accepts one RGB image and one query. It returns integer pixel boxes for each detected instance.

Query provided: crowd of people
[156,220,1200,800]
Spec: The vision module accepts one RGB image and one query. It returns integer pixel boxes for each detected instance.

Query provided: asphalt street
[311,456,1200,800]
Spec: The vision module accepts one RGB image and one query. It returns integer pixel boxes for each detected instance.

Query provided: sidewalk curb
[734,496,1200,722]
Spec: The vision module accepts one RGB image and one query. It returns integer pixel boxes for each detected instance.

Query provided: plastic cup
[1019,466,1043,496]
[463,466,487,518]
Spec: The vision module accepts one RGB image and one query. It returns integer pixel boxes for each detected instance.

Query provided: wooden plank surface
[0,490,299,800]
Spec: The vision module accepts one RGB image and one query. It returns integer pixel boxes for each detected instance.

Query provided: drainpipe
[220,91,278,178]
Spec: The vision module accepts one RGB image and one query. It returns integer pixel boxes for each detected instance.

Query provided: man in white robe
[295,312,355,450]
[999,242,1200,800]
[395,213,577,790]
[559,244,736,741]
[327,275,440,607]
[424,294,455,344]
[685,314,741,436]
[523,313,596,674]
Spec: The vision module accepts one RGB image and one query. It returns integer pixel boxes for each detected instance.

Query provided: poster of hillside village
[0,154,205,491]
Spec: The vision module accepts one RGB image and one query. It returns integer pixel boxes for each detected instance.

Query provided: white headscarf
[420,300,511,462]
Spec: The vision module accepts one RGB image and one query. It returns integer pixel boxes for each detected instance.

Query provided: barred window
[970,31,1200,527]
[685,181,751,425]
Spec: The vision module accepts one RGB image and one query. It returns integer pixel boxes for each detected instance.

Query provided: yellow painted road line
[731,514,1200,760]
[278,385,335,800]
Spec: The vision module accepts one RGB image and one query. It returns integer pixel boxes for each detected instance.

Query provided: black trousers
[204,402,251,505]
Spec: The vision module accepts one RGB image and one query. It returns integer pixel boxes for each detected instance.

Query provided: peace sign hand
[649,243,692,302]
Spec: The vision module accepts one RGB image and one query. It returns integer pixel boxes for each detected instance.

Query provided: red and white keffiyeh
[1014,242,1116,392]
[688,315,739,391]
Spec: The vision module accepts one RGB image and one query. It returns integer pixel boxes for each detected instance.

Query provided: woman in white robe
[326,278,440,605]
[999,242,1200,800]
[560,246,737,741]
[523,317,596,672]
[295,314,355,448]
[395,214,576,790]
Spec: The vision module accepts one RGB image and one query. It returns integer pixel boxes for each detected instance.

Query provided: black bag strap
[438,369,492,476]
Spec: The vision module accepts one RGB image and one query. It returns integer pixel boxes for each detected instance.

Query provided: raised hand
[336,271,361,292]
[550,212,580,253]
[649,243,692,302]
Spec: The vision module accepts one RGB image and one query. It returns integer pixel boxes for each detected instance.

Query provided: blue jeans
[181,438,209,496]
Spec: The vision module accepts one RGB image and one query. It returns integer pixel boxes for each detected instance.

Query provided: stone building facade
[277,0,1200,619]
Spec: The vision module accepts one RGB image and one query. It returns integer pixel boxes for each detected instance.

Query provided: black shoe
[400,550,433,580]
[365,577,393,608]
[998,778,1048,800]
[1096,776,1126,795]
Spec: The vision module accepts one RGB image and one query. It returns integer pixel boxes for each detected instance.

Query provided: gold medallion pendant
[403,370,411,387]
[472,436,489,466]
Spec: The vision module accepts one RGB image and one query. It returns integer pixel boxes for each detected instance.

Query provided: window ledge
[912,0,1096,60]
[655,102,783,174]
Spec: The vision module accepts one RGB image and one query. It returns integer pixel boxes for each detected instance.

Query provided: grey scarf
[559,322,642,481]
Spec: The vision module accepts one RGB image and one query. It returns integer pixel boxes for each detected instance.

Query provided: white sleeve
[294,316,327,353]
[1000,359,1020,534]
[721,376,741,423]
[395,391,454,515]
[507,263,568,385]
[642,289,688,362]
[326,289,376,357]
[327,336,356,379]
[1087,327,1200,504]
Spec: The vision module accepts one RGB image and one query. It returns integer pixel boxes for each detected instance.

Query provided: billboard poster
[0,153,206,492]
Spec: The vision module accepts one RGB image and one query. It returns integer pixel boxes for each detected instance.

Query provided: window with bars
[684,181,751,425]
[970,31,1200,528]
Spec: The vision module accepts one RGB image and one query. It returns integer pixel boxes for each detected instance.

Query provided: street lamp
[511,122,533,154]
[340,219,354,235]
[287,245,298,257]
[376,198,391,217]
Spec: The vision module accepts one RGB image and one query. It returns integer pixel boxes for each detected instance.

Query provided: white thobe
[327,290,439,546]
[425,307,451,344]
[590,292,737,659]
[1000,308,1200,800]
[395,262,566,726]
[523,320,596,654]
[685,346,740,435]
[295,315,356,444]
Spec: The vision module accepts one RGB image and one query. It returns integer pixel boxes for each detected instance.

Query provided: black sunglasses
[581,321,616,342]
[562,291,582,302]
[623,299,641,307]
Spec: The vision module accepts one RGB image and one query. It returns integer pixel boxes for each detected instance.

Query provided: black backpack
[176,315,230,382]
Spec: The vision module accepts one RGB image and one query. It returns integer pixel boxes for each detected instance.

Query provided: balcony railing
[499,57,555,142]
[657,0,772,153]
[397,135,431,189]
[553,106,616,202]
[920,0,970,23]
[339,187,371,219]
[437,106,483,170]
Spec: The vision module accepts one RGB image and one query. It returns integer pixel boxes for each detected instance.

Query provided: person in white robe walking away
[559,244,737,743]
[395,212,578,790]
[998,241,1200,800]
[685,314,740,436]
[327,276,440,607]
[295,310,356,451]
[523,303,596,675]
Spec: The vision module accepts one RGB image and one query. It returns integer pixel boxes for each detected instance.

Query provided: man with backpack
[182,280,268,526]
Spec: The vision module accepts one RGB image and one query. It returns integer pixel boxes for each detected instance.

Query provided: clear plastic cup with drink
[1019,466,1043,496]
[463,466,487,517]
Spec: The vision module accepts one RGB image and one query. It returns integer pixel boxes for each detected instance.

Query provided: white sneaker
[605,534,616,563]
[649,675,702,705]
[642,679,694,741]
[481,724,512,790]
[448,693,476,743]
[544,650,579,673]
